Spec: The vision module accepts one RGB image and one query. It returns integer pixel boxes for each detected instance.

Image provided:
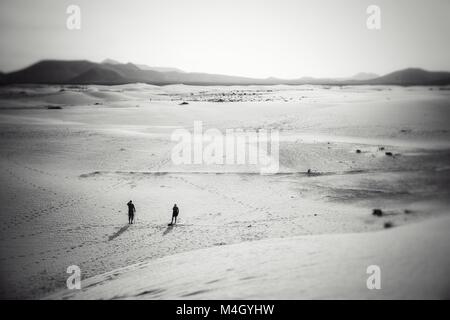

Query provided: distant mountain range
[1,59,449,86]
[345,72,380,81]
[102,59,185,73]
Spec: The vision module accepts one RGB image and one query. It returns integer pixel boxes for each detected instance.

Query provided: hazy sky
[0,0,449,78]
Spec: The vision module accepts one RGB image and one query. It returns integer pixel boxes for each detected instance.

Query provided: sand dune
[47,215,450,300]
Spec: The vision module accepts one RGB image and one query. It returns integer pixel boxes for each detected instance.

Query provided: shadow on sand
[108,225,130,241]
[163,225,174,236]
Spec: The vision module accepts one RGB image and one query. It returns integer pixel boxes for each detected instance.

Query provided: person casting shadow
[171,204,179,225]
[127,200,136,224]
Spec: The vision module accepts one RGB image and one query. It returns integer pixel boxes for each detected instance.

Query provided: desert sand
[47,215,450,300]
[0,84,449,299]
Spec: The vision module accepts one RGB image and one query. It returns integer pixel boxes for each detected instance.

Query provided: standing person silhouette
[171,204,179,225]
[127,200,136,224]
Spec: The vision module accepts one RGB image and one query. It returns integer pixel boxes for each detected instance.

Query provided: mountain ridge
[1,60,449,86]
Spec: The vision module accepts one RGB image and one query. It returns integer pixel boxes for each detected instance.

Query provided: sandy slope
[47,216,450,300]
[0,84,449,299]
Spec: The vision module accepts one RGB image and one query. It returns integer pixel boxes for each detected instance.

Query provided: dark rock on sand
[372,209,383,217]
[384,222,393,229]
